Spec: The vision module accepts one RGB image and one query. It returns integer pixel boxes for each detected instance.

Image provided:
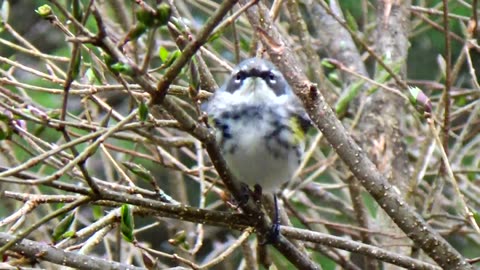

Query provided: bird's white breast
[213,104,302,192]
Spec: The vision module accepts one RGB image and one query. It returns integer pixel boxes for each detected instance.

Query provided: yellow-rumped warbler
[203,58,310,194]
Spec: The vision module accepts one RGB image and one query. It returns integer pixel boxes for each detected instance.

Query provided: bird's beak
[242,77,261,93]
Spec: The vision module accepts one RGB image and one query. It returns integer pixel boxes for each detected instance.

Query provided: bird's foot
[252,184,263,207]
[261,222,280,245]
[260,193,281,245]
[232,183,251,210]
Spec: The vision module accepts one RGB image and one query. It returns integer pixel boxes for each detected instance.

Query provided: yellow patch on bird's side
[290,117,305,144]
[207,116,216,127]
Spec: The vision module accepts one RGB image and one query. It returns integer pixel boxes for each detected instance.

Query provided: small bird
[202,57,310,195]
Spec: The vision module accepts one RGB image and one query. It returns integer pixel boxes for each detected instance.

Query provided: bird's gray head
[222,58,292,98]
[202,58,297,114]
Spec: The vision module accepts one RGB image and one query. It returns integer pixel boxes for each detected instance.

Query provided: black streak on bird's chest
[213,105,294,158]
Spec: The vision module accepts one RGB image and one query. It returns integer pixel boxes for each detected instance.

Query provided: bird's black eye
[267,72,276,83]
[234,71,246,83]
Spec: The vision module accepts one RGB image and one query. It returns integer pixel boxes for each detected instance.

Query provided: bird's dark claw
[253,184,263,206]
[262,222,280,244]
[260,194,281,245]
[233,183,251,209]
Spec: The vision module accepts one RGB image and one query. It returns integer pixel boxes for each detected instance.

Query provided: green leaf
[121,204,134,242]
[88,51,107,84]
[138,101,149,121]
[472,210,480,225]
[123,162,155,183]
[456,95,467,106]
[437,54,446,80]
[345,10,358,32]
[110,62,134,76]
[71,0,83,22]
[0,113,12,141]
[327,72,341,86]
[207,31,222,43]
[163,49,181,68]
[189,60,199,96]
[85,68,95,83]
[92,205,103,220]
[103,54,116,67]
[168,230,187,248]
[61,230,76,239]
[129,23,147,40]
[321,59,335,69]
[0,126,8,140]
[48,110,61,119]
[239,37,249,52]
[169,17,185,32]
[367,60,402,94]
[335,79,364,115]
[71,53,81,79]
[0,113,9,122]
[85,67,103,84]
[52,212,76,241]
[158,46,169,63]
